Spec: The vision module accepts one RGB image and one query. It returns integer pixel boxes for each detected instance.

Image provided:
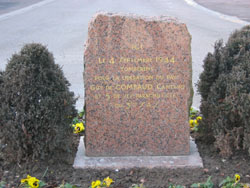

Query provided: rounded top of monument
[91,11,184,24]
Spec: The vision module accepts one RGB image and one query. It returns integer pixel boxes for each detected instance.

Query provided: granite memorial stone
[84,13,192,156]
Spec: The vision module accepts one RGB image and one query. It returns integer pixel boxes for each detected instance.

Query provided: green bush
[0,43,77,164]
[0,71,3,160]
[197,25,250,157]
[0,70,3,104]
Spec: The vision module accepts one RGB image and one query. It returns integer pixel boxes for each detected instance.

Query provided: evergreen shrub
[198,25,250,157]
[0,70,3,160]
[0,43,77,163]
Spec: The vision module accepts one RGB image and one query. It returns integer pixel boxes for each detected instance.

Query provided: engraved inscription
[90,55,184,109]
[84,13,192,156]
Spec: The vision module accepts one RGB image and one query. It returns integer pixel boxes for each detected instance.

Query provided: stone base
[73,137,203,169]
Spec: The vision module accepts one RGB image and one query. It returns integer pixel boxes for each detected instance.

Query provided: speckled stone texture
[84,13,192,157]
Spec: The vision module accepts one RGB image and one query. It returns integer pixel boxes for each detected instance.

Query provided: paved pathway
[0,0,44,14]
[194,0,250,22]
[0,0,248,109]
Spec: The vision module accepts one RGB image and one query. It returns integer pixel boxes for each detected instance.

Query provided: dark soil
[1,133,250,188]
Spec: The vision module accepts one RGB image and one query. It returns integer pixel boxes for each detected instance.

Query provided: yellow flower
[196,116,202,121]
[189,119,194,128]
[104,177,114,187]
[29,179,39,188]
[21,175,30,183]
[235,174,240,183]
[243,184,250,188]
[194,119,198,125]
[91,180,101,188]
[21,175,39,188]
[74,122,85,133]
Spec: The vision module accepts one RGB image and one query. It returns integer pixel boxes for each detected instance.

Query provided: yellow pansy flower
[235,174,240,183]
[91,180,101,188]
[73,122,85,133]
[104,177,114,187]
[91,181,95,188]
[196,116,202,121]
[194,119,198,124]
[21,175,31,183]
[28,179,39,188]
[21,175,39,188]
[189,119,195,128]
[243,184,250,188]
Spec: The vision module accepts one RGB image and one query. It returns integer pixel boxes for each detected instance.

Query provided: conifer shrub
[0,70,3,102]
[0,70,3,160]
[198,25,250,157]
[0,43,77,164]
